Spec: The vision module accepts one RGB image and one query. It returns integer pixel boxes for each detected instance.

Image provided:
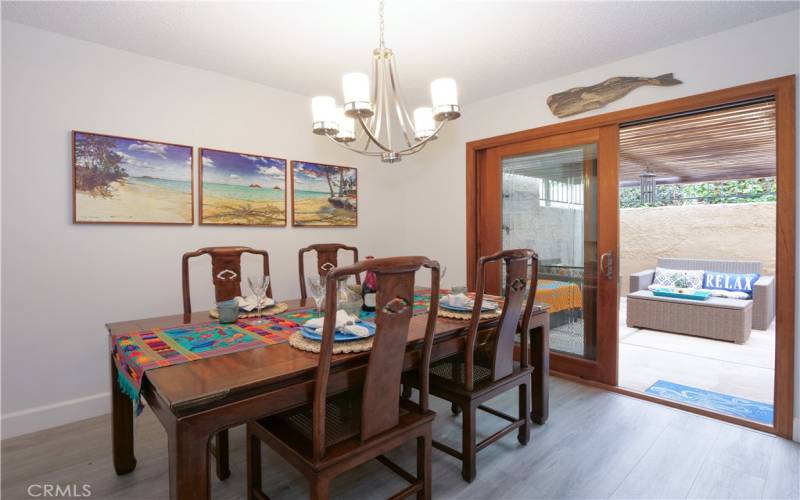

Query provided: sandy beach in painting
[293,194,357,226]
[75,178,192,223]
[202,192,285,225]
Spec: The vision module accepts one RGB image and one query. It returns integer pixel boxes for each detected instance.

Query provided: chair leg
[461,403,477,482]
[417,431,432,500]
[450,402,462,416]
[311,475,332,500]
[246,431,262,500]
[518,384,531,445]
[215,430,231,480]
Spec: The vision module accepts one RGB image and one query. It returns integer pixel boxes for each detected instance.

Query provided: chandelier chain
[378,0,385,48]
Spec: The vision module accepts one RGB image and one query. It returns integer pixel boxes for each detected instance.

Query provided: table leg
[530,320,549,424]
[110,353,137,474]
[168,421,211,500]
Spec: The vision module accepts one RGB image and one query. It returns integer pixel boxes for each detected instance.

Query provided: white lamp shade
[413,107,436,140]
[431,78,458,108]
[343,73,371,105]
[335,107,356,141]
[312,96,337,124]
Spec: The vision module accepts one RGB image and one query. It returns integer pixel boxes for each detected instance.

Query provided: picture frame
[199,148,287,226]
[290,161,358,227]
[72,131,194,224]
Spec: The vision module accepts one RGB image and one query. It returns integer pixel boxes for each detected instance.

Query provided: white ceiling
[3,1,797,107]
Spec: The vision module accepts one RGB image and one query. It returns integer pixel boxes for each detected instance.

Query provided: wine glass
[307,276,326,317]
[247,275,271,325]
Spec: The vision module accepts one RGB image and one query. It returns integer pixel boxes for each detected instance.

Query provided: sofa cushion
[703,271,760,298]
[653,267,704,289]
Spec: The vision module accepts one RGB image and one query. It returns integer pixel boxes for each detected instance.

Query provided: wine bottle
[362,256,377,312]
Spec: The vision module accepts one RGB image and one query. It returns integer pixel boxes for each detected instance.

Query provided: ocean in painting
[134,177,192,193]
[203,182,285,201]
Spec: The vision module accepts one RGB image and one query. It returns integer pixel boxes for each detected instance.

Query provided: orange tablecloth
[536,279,582,313]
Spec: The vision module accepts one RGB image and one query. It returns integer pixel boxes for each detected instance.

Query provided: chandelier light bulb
[342,73,373,118]
[334,107,356,143]
[431,78,461,121]
[311,96,339,135]
[413,107,436,141]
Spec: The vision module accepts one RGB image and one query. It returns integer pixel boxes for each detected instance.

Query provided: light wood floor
[2,378,798,500]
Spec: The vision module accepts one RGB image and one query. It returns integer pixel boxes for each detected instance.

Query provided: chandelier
[310,0,461,163]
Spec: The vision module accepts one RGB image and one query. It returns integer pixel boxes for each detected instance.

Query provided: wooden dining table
[106,298,550,500]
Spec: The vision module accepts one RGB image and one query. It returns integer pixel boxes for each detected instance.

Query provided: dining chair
[298,243,360,299]
[180,245,272,481]
[182,246,273,315]
[246,256,441,500]
[403,248,538,482]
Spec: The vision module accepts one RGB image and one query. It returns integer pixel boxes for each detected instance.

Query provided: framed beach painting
[291,161,357,227]
[72,131,193,224]
[199,148,287,226]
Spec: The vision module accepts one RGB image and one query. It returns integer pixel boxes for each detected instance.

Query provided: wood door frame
[466,75,796,439]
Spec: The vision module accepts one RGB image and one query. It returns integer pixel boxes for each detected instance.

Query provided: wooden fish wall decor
[547,73,683,118]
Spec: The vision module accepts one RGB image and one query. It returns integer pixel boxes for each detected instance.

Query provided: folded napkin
[235,294,275,312]
[305,310,371,338]
[444,293,473,308]
[443,293,498,310]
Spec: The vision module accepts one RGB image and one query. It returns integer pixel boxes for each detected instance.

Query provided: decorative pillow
[652,267,705,289]
[704,288,751,300]
[703,271,760,297]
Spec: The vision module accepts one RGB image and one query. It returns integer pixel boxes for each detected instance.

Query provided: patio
[618,296,775,406]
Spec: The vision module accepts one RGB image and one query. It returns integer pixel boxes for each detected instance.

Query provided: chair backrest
[312,256,440,460]
[464,249,538,391]
[658,257,762,274]
[182,246,272,314]
[298,243,360,299]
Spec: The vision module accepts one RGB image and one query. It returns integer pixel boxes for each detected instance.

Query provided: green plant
[620,177,776,208]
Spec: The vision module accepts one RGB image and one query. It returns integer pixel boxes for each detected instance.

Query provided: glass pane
[502,144,598,359]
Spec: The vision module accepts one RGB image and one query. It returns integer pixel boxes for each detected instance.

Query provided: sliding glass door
[474,127,619,384]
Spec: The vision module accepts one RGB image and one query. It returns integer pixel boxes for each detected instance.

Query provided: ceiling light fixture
[310,0,461,163]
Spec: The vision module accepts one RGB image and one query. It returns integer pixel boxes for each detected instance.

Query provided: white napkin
[443,293,498,310]
[444,293,472,308]
[304,310,371,338]
[235,295,275,311]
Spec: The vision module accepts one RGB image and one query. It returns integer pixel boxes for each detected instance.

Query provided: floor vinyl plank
[2,377,798,500]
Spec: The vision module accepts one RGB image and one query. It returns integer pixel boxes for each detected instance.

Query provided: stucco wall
[620,202,776,294]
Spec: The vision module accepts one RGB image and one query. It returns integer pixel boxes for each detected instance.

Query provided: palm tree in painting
[74,134,128,197]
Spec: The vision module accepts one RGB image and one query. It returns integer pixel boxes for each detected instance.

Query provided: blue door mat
[645,380,774,425]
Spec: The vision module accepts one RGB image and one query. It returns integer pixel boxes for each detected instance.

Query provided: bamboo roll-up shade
[620,101,776,186]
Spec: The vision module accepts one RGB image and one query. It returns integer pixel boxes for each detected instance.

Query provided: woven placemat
[437,308,502,321]
[209,302,289,319]
[288,331,373,353]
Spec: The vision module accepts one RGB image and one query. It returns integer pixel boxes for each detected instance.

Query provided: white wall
[393,11,800,440]
[0,21,408,438]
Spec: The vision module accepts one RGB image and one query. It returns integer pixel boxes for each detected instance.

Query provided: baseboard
[1,392,109,439]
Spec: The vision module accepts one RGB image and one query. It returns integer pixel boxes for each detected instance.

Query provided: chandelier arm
[324,135,384,157]
[394,120,447,154]
[365,53,383,153]
[387,53,417,147]
[381,59,393,151]
[356,115,393,153]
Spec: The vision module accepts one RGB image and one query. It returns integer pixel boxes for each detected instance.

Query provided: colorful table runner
[111,289,438,413]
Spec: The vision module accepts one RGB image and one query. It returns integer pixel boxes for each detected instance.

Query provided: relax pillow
[652,267,704,289]
[703,271,760,297]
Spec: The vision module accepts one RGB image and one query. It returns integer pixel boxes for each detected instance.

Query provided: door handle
[600,251,614,280]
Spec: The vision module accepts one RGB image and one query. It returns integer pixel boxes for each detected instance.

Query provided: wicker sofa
[629,257,775,331]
